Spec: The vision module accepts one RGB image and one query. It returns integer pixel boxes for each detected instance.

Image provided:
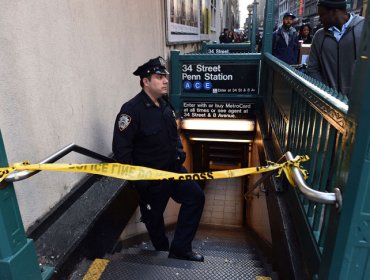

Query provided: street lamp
[247,4,253,42]
[251,0,259,52]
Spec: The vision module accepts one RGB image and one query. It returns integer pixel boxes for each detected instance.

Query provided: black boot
[168,251,204,262]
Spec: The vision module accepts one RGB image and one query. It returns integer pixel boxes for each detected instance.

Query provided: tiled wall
[201,178,243,226]
[120,177,244,241]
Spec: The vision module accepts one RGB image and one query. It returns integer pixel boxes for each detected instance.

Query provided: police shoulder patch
[118,114,131,131]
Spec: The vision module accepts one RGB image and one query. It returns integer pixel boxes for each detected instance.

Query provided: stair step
[131,240,257,254]
[68,258,94,280]
[193,239,254,247]
[209,162,242,170]
[110,252,263,268]
[100,259,269,280]
[121,248,260,263]
[193,245,256,254]
[208,145,243,152]
[208,152,242,159]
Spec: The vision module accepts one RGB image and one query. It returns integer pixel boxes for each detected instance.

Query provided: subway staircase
[208,143,245,170]
[70,225,276,280]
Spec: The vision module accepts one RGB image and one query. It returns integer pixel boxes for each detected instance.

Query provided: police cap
[133,56,169,78]
[283,12,296,19]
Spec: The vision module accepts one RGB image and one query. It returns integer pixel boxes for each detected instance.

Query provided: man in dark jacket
[306,0,365,98]
[112,57,205,262]
[219,28,229,43]
[272,12,299,65]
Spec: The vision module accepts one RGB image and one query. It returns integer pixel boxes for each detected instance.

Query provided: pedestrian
[272,12,299,65]
[298,24,313,44]
[234,32,243,43]
[226,30,234,43]
[112,56,205,262]
[219,28,229,43]
[306,0,365,98]
[257,33,263,52]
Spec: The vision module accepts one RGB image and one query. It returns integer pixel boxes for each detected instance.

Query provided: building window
[211,0,216,29]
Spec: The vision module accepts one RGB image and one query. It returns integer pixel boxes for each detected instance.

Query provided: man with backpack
[272,12,299,65]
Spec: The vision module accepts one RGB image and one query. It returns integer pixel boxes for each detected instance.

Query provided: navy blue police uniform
[112,57,205,262]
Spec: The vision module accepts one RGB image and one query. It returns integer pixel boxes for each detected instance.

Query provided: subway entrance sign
[181,63,258,94]
[169,50,261,120]
[182,101,255,119]
[201,42,251,54]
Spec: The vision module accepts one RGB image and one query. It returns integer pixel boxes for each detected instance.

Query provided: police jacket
[306,15,364,98]
[113,90,183,172]
[272,26,299,65]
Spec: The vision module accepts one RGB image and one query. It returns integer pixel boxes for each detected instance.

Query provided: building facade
[0,0,239,231]
[275,0,367,28]
[222,0,240,31]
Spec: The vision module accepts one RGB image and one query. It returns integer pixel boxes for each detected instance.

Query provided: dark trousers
[138,167,205,253]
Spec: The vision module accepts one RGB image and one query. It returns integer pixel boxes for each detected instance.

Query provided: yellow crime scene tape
[0,155,309,186]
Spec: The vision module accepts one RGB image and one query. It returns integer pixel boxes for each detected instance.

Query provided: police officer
[112,56,205,262]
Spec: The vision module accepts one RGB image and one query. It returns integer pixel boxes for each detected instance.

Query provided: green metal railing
[0,130,54,280]
[259,1,370,277]
[0,138,114,280]
[261,50,360,278]
[170,17,369,275]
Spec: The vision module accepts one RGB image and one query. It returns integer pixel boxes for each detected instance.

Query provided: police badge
[118,114,131,131]
[159,57,166,67]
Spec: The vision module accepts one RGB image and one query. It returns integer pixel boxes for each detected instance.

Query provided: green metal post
[248,15,252,42]
[169,50,182,114]
[247,5,253,42]
[259,0,275,143]
[321,9,370,280]
[201,41,207,53]
[262,0,274,53]
[346,0,352,10]
[0,130,52,280]
[251,0,258,52]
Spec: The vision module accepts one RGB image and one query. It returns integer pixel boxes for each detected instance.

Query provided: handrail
[244,154,287,199]
[264,53,349,113]
[4,143,114,183]
[285,151,342,210]
[244,170,276,200]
